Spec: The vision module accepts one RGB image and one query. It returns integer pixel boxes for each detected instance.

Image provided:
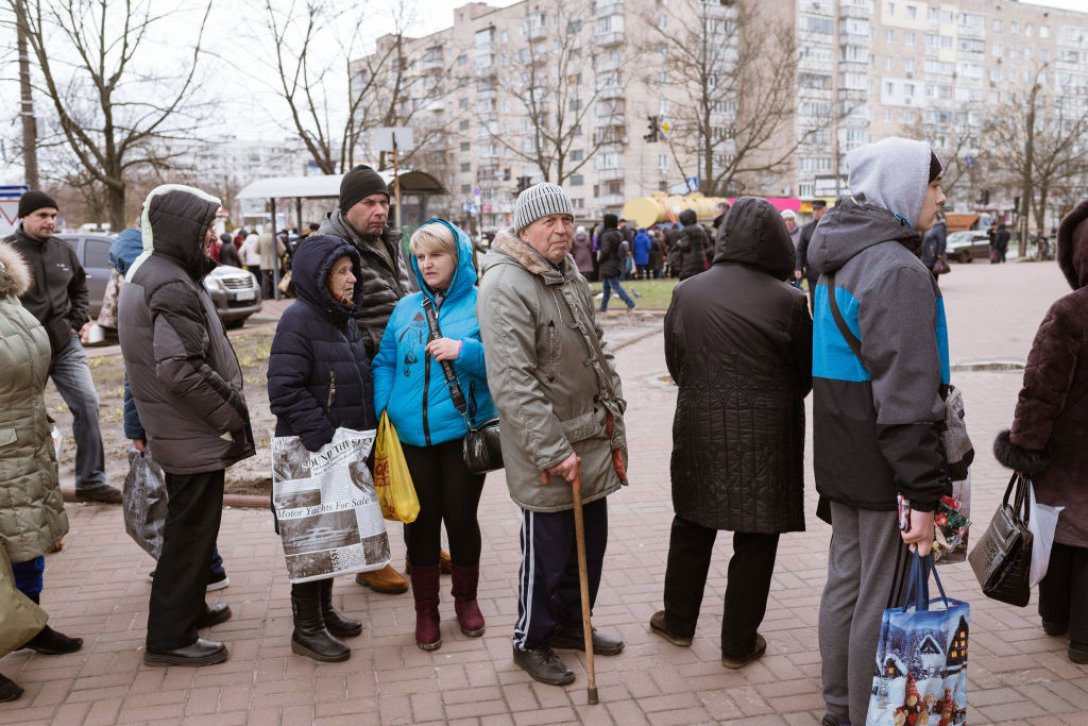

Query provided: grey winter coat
[118,185,255,475]
[477,231,628,512]
[318,211,413,356]
[0,245,68,563]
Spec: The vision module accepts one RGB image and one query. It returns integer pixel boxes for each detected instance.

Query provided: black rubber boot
[290,581,350,662]
[319,578,362,638]
[0,673,22,702]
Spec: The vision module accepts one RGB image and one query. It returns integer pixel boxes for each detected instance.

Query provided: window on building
[460,142,470,151]
[905,31,916,46]
[886,81,895,94]
[884,108,893,121]
[461,184,471,194]
[885,56,894,70]
[906,5,916,20]
[459,119,470,130]
[607,181,622,195]
[460,162,471,172]
[459,98,469,109]
[570,174,584,186]
[659,153,669,172]
[904,58,915,73]
[885,29,894,42]
[886,3,895,17]
[904,83,915,96]
[992,19,1002,32]
[571,150,584,161]
[1040,26,1049,38]
[1025,24,1033,37]
[1011,21,1019,34]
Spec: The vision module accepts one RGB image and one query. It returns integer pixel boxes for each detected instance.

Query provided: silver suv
[57,233,263,328]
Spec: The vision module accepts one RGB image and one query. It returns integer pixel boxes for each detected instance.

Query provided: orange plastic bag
[374,412,419,523]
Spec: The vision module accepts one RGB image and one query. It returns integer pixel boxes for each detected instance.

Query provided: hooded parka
[372,220,495,447]
[476,230,627,513]
[994,200,1088,549]
[0,245,68,562]
[118,185,255,475]
[267,234,377,452]
[665,197,812,533]
[676,209,711,280]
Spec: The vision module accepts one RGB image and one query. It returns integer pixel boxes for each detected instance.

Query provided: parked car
[946,231,991,262]
[57,233,263,328]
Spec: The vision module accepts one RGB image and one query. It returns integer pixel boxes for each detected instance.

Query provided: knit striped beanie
[514,183,575,232]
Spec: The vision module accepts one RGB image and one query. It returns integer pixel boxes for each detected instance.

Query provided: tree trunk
[108,183,127,233]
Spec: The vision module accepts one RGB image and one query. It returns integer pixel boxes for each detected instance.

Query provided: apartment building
[351,0,1088,230]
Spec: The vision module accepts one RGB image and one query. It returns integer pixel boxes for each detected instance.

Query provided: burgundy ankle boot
[451,564,485,637]
[410,564,442,650]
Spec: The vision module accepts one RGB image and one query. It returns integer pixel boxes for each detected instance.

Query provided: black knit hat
[928,151,943,183]
[18,190,58,219]
[339,165,389,214]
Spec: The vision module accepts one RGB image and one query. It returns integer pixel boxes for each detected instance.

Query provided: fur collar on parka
[0,243,33,297]
[1057,199,1088,290]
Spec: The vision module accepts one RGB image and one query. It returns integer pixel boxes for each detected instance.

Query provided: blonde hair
[409,222,457,257]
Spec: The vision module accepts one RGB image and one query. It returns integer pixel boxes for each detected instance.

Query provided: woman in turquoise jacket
[373,218,496,652]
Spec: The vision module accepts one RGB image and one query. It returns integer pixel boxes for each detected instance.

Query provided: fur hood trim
[1057,199,1088,290]
[489,229,567,276]
[993,429,1049,475]
[0,243,33,297]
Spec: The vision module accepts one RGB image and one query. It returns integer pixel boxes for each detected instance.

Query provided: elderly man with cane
[477,183,628,689]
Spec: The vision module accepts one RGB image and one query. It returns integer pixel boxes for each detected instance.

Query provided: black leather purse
[968,472,1034,607]
[421,297,503,474]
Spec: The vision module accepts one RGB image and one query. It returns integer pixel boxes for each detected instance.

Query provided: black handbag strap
[1004,472,1032,526]
[420,296,472,429]
[826,272,864,365]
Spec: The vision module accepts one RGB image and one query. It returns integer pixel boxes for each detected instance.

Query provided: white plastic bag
[1027,481,1064,588]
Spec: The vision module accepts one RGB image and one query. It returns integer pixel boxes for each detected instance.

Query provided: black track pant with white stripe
[513,498,608,651]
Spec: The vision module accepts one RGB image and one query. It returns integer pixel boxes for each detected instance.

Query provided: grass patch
[588,278,678,310]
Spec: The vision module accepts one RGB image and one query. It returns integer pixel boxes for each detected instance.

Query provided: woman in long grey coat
[0,245,81,702]
[652,197,812,668]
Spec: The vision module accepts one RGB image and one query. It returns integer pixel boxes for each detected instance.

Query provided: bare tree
[902,108,985,207]
[7,0,212,230]
[482,6,624,186]
[255,0,454,176]
[643,0,805,196]
[983,70,1088,256]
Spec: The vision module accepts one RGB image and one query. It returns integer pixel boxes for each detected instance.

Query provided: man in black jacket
[794,199,828,311]
[119,184,256,667]
[4,191,120,503]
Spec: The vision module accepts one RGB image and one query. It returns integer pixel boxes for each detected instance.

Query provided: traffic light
[516,176,532,194]
[644,115,660,142]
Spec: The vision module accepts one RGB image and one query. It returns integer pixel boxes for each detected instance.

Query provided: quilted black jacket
[664,197,812,533]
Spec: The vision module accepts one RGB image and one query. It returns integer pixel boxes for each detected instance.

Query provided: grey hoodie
[847,137,933,231]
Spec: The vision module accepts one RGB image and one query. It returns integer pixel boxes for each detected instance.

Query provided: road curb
[62,489,270,509]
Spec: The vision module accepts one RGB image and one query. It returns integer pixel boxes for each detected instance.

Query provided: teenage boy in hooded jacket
[808,138,948,726]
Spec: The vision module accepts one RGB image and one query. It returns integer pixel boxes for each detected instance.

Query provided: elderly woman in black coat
[651,197,812,669]
[267,234,378,663]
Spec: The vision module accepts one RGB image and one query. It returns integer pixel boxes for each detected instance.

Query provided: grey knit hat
[514,183,575,232]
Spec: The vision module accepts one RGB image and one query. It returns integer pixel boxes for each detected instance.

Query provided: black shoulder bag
[421,296,503,474]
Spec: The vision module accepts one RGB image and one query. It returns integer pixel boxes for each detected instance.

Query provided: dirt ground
[47,310,664,497]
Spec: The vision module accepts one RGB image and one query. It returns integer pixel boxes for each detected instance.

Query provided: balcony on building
[595,0,624,18]
[597,193,625,208]
[596,166,626,182]
[527,22,547,41]
[595,82,623,100]
[596,28,624,46]
[838,0,873,20]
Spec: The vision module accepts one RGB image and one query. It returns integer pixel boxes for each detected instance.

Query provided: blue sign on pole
[963,154,975,168]
[686,177,699,192]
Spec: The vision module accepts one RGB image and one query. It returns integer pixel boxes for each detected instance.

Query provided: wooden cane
[540,461,598,704]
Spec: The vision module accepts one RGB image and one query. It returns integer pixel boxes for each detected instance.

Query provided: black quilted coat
[664,197,813,533]
[267,234,377,452]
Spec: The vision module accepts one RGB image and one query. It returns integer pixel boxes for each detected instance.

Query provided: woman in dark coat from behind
[267,234,378,663]
[993,200,1088,664]
[651,196,812,668]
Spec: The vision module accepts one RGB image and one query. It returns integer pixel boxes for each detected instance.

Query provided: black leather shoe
[513,646,575,686]
[550,624,625,656]
[24,625,83,655]
[649,610,693,647]
[144,638,228,667]
[1043,619,1069,637]
[74,484,123,504]
[721,633,766,669]
[0,673,22,702]
[1070,641,1088,664]
[196,602,232,629]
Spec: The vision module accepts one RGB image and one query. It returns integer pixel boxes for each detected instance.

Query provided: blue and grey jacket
[809,200,950,513]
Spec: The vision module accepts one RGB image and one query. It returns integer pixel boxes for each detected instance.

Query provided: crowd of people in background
[1,137,1085,724]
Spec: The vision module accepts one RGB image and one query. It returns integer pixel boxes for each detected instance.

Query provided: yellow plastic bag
[374,412,419,523]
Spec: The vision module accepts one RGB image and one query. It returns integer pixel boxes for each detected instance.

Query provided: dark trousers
[513,497,607,650]
[662,514,780,657]
[1039,542,1088,644]
[402,440,484,567]
[147,469,224,651]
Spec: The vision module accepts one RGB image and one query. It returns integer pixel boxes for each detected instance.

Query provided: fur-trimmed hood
[482,229,576,281]
[1057,199,1088,290]
[0,243,32,298]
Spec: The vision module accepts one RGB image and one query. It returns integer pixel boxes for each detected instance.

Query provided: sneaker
[74,483,123,504]
[721,633,766,669]
[206,571,231,592]
[649,610,693,647]
[148,570,232,593]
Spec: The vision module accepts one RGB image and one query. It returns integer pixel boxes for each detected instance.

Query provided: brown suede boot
[451,564,485,637]
[356,563,409,594]
[410,565,442,651]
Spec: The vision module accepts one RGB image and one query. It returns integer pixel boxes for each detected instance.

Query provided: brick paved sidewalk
[2,261,1085,725]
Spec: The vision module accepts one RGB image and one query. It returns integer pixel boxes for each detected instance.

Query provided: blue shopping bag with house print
[866,553,969,726]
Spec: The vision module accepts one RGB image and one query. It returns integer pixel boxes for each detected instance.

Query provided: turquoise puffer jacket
[373,220,496,447]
